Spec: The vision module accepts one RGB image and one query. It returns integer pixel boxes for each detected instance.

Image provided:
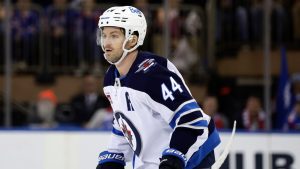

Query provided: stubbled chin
[105,53,113,59]
[106,55,118,63]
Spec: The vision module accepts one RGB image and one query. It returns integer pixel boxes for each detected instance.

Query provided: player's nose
[102,40,112,49]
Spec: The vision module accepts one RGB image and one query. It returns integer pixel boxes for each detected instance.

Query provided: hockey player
[96,6,221,169]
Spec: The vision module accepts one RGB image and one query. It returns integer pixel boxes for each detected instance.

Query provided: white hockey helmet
[97,6,147,65]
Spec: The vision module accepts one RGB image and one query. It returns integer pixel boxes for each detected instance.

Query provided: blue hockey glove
[159,148,186,169]
[96,151,125,169]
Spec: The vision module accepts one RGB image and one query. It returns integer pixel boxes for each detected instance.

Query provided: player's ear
[128,35,134,42]
[126,35,138,49]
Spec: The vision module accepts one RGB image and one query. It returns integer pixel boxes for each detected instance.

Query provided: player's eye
[111,34,119,39]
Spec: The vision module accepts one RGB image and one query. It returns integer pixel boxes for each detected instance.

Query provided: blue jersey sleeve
[143,64,193,111]
[136,59,220,168]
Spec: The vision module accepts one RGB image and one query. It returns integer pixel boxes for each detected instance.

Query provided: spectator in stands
[242,96,266,131]
[287,101,300,130]
[0,2,4,30]
[133,0,152,51]
[250,0,287,48]
[203,96,228,129]
[152,0,183,56]
[216,0,248,55]
[272,0,288,46]
[171,9,203,79]
[250,0,264,47]
[75,0,104,76]
[0,2,3,24]
[236,0,250,46]
[11,0,40,70]
[45,0,80,67]
[70,74,110,127]
[0,2,5,66]
[29,89,58,128]
[293,0,300,44]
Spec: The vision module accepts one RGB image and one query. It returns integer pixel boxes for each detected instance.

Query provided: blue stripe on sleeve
[169,101,200,128]
[112,127,124,136]
[190,120,208,127]
[186,128,221,169]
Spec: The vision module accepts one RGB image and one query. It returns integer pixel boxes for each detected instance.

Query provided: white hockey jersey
[102,51,220,169]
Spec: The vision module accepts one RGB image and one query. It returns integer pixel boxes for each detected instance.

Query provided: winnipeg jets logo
[115,112,142,156]
[135,59,156,73]
[121,121,133,146]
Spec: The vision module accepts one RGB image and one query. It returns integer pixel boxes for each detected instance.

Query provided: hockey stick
[211,120,236,169]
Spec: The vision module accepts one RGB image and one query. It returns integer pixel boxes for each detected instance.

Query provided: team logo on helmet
[129,6,142,14]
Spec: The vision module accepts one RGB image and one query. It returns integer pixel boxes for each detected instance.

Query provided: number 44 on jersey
[161,77,183,101]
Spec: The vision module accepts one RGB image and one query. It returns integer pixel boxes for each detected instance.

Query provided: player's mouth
[105,49,113,54]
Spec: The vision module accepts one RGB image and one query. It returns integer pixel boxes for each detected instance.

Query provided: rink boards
[0,130,299,169]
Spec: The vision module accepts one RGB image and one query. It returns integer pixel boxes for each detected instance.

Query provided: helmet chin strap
[103,36,139,66]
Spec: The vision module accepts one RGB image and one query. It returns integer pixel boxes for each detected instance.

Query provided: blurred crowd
[0,0,300,131]
[4,73,114,130]
[0,0,299,73]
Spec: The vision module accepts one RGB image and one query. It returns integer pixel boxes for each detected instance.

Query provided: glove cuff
[162,148,187,166]
[98,151,125,166]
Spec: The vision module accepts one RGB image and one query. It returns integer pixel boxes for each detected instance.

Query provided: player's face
[101,27,126,64]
